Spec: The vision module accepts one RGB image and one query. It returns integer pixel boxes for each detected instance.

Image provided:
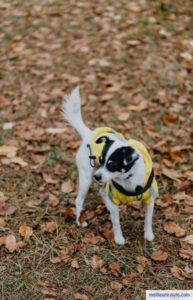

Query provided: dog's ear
[96,136,112,144]
[122,147,135,166]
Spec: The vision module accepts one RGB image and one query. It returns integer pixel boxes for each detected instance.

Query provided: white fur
[62,87,155,244]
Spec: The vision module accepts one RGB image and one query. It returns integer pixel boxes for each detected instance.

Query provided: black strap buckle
[87,144,96,168]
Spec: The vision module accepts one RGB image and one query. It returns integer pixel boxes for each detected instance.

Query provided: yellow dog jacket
[88,127,158,205]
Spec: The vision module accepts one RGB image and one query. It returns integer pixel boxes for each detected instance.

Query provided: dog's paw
[115,235,125,245]
[144,231,155,241]
[76,220,89,228]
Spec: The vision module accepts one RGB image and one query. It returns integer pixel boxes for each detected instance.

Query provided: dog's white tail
[62,86,90,139]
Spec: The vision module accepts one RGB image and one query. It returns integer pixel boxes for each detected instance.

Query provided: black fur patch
[106,146,135,173]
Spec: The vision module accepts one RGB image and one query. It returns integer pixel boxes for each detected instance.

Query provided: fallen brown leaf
[61,180,74,193]
[170,265,193,281]
[109,262,122,277]
[42,172,58,184]
[41,286,57,297]
[48,194,59,207]
[74,293,89,300]
[137,264,145,274]
[184,235,193,245]
[150,250,168,262]
[81,232,105,245]
[162,167,182,182]
[63,207,76,221]
[71,259,80,269]
[162,114,179,125]
[1,157,28,167]
[0,193,16,216]
[122,273,136,286]
[79,210,95,225]
[0,145,17,157]
[40,221,58,233]
[0,236,6,246]
[117,112,130,122]
[179,248,193,261]
[136,256,150,273]
[0,217,6,228]
[19,224,33,239]
[164,221,186,237]
[5,234,17,253]
[90,255,106,274]
[110,281,123,290]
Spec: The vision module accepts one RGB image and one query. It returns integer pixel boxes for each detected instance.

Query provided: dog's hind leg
[100,189,125,245]
[75,143,93,227]
[144,199,155,241]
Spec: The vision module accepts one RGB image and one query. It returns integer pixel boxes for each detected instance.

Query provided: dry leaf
[0,236,6,246]
[110,281,123,290]
[41,286,57,297]
[184,235,193,245]
[0,193,16,216]
[150,250,168,262]
[79,210,95,225]
[0,217,6,228]
[71,259,80,269]
[48,194,59,207]
[42,173,58,184]
[0,95,10,107]
[0,266,6,272]
[179,248,193,261]
[136,255,151,274]
[1,157,28,167]
[40,221,58,233]
[137,264,145,274]
[74,293,89,300]
[5,234,17,253]
[45,127,66,134]
[122,273,136,286]
[109,262,122,277]
[19,224,33,239]
[162,114,179,125]
[117,112,130,122]
[90,255,106,274]
[26,199,42,208]
[81,232,105,245]
[101,226,114,242]
[63,207,76,221]
[0,145,17,157]
[61,180,74,193]
[162,167,182,182]
[164,221,186,237]
[170,265,193,281]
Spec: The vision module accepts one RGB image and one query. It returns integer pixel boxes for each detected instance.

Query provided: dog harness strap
[87,144,96,168]
[112,169,154,197]
[99,139,114,165]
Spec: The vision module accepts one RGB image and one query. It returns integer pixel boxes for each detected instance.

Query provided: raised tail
[62,86,91,139]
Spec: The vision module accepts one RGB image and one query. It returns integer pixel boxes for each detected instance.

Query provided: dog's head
[94,135,139,183]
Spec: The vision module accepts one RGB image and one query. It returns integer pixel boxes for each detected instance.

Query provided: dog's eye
[106,160,118,172]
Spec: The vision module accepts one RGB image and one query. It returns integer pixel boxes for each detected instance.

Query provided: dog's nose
[94,174,102,181]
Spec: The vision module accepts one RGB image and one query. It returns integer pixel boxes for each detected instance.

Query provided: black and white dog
[63,87,158,245]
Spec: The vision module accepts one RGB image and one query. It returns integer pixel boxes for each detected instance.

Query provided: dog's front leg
[100,190,125,245]
[144,199,155,241]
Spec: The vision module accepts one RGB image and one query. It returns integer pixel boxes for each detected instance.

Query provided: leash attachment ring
[87,144,96,168]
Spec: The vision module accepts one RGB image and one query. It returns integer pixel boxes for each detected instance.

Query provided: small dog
[63,87,158,245]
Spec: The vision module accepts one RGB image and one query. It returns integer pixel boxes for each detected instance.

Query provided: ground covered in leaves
[0,0,193,299]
